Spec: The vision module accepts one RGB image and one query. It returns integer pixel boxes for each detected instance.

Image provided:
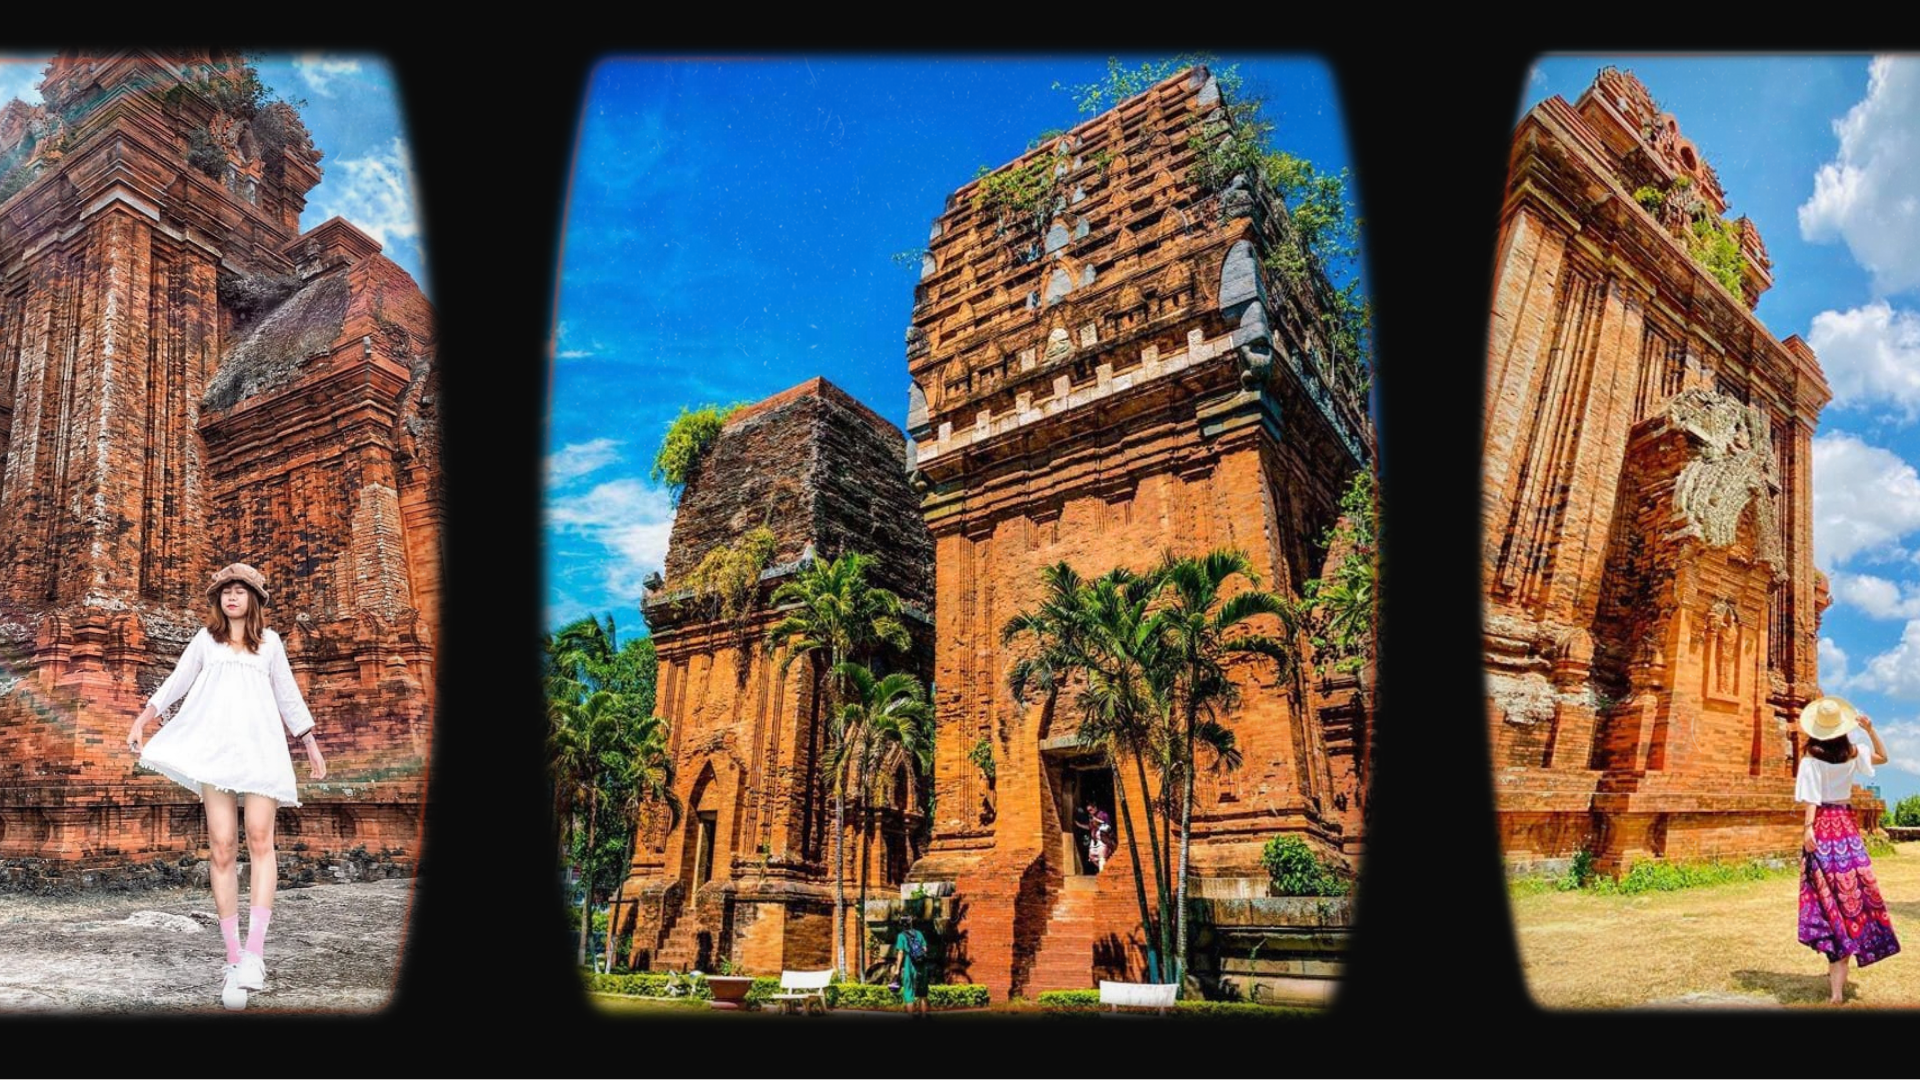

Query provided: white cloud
[1831,570,1920,619]
[546,478,675,605]
[1875,718,1920,776]
[553,320,598,361]
[1849,619,1920,699]
[546,438,624,487]
[1820,636,1853,690]
[314,136,419,250]
[1812,431,1920,568]
[0,56,44,106]
[293,54,362,98]
[1800,57,1920,296]
[1807,301,1920,420]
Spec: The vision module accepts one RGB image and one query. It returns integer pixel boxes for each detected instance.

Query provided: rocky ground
[0,877,414,1014]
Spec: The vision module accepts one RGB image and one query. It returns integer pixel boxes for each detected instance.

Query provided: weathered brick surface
[0,51,437,886]
[1487,69,1830,873]
[902,66,1373,998]
[616,379,934,974]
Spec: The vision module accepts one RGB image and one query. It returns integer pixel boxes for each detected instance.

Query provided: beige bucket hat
[207,563,269,606]
[1799,696,1860,742]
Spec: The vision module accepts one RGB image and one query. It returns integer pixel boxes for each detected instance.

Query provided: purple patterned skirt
[1799,803,1900,966]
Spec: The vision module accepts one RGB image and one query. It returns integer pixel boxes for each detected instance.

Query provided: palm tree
[764,550,912,977]
[1069,567,1177,983]
[832,661,933,981]
[546,614,665,969]
[1156,548,1294,994]
[1002,561,1092,744]
[601,711,681,974]
[548,687,628,966]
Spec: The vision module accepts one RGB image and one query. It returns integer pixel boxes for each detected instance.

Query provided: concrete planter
[705,975,755,1010]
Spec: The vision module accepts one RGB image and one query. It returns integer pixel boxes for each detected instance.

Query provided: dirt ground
[1513,844,1920,1009]
[0,877,414,1014]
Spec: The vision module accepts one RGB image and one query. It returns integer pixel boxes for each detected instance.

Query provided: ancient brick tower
[0,51,440,887]
[620,379,934,973]
[900,68,1373,998]
[1486,68,1830,874]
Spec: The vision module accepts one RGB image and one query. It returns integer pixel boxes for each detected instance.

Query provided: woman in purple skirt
[1796,696,1897,1005]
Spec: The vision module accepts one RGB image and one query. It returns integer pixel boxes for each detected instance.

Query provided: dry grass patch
[1514,842,1920,1009]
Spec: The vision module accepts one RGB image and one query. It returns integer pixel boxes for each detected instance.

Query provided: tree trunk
[1112,764,1159,984]
[1174,707,1196,996]
[834,784,847,978]
[1131,743,1170,968]
[857,799,872,981]
[577,791,597,968]
[605,828,638,974]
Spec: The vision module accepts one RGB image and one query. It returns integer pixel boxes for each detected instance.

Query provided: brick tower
[1486,68,1831,873]
[900,67,1372,998]
[621,378,935,974]
[0,51,439,888]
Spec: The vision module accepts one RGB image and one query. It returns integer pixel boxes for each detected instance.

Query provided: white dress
[136,627,315,806]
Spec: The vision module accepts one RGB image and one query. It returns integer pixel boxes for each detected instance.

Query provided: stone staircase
[1020,862,1152,994]
[653,904,701,971]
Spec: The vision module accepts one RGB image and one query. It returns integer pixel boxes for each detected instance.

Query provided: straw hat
[207,563,269,606]
[1799,696,1860,742]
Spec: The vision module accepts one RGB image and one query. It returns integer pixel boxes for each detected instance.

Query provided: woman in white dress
[125,563,326,1010]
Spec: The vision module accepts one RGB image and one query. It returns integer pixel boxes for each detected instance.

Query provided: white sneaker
[221,963,249,1010]
[236,951,266,992]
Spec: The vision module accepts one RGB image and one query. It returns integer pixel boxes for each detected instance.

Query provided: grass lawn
[1513,841,1920,1008]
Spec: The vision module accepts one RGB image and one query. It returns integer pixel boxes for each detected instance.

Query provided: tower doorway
[1049,755,1116,876]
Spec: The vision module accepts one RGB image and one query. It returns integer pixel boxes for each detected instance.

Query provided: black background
[5,36,1872,1070]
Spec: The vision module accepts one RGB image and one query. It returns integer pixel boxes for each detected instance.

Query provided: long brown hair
[204,583,266,654]
[1803,734,1858,764]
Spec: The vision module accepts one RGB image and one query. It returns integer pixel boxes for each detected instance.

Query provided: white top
[1795,742,1875,805]
[136,627,315,806]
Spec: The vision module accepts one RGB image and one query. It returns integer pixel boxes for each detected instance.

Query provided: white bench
[767,968,833,1014]
[1099,980,1179,1015]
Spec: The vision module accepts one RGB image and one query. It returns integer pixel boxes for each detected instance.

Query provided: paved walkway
[1514,844,1920,1008]
[0,877,412,1014]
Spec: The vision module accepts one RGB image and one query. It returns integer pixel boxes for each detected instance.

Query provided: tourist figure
[1075,802,1112,872]
[1796,696,1898,1004]
[126,564,326,1010]
[892,912,931,1018]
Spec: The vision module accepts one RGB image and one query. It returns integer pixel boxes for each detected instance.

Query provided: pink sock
[220,916,242,965]
[245,905,271,958]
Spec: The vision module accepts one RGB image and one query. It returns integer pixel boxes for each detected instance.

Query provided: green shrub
[1037,989,1101,1010]
[1560,849,1596,891]
[968,737,995,782]
[826,982,901,1009]
[1891,795,1920,828]
[1688,212,1746,298]
[1261,835,1350,897]
[1597,858,1782,896]
[1173,1000,1317,1018]
[1866,834,1897,860]
[742,976,783,1009]
[927,984,989,1008]
[652,402,746,491]
[584,971,712,999]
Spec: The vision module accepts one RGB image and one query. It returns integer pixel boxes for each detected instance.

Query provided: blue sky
[0,51,427,297]
[545,55,1367,642]
[1522,56,1920,808]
